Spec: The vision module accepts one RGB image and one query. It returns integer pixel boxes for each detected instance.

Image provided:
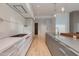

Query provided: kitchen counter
[46,33,79,56]
[0,33,32,55]
[0,37,22,53]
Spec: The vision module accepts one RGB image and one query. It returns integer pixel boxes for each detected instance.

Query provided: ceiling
[30,3,79,18]
[7,3,34,19]
[56,3,79,13]
[30,3,55,17]
[7,3,79,19]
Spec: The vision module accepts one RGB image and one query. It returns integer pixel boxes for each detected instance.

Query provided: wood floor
[26,35,51,56]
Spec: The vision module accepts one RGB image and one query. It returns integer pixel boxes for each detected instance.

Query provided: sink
[10,34,27,37]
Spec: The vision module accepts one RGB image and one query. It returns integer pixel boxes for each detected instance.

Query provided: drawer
[17,39,32,56]
[0,45,17,56]
[17,36,31,48]
[16,42,28,56]
[0,40,22,56]
[17,40,25,48]
[51,38,77,56]
[9,49,18,56]
[50,39,65,56]
[46,34,78,56]
[57,41,77,56]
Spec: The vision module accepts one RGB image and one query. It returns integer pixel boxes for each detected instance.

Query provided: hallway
[26,36,51,56]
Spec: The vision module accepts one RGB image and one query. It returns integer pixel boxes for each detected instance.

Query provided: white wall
[23,19,34,34]
[36,17,55,38]
[56,13,69,33]
[51,17,56,33]
[0,4,33,38]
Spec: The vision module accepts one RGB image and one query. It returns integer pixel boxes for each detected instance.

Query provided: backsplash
[0,4,28,39]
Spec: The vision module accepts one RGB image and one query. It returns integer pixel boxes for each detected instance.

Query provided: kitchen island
[46,33,79,56]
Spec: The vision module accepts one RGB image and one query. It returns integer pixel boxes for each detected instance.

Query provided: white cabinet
[17,36,32,56]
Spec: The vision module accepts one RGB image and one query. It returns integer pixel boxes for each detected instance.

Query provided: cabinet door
[15,39,26,56]
[46,34,64,56]
[50,38,65,56]
[58,41,77,56]
[0,44,18,56]
[16,36,32,56]
[46,33,77,56]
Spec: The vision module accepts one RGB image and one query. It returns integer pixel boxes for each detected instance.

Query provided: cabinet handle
[59,48,68,56]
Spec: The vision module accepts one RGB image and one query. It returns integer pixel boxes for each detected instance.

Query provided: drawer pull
[59,48,68,56]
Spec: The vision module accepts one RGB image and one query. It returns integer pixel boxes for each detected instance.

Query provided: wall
[23,19,34,34]
[35,17,55,38]
[56,13,69,33]
[51,17,56,33]
[0,4,33,38]
[70,11,79,32]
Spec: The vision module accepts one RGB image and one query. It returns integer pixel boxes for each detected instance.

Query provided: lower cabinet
[46,33,77,56]
[0,43,18,56]
[0,36,32,56]
[17,37,32,56]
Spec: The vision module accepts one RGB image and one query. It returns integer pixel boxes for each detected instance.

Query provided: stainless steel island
[46,33,79,56]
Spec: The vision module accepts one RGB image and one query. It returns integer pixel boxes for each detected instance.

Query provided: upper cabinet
[7,3,34,20]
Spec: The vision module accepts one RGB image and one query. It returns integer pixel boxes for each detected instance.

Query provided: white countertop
[0,33,31,53]
[48,33,79,55]
[0,37,22,53]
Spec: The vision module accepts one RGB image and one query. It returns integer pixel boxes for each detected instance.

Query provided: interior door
[35,23,38,35]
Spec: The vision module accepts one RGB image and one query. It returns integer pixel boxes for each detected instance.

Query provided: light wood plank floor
[26,36,51,56]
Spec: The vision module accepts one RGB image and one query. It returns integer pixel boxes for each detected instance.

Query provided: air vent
[13,5,27,13]
[7,3,34,19]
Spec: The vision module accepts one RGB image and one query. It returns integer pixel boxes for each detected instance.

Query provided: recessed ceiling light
[61,7,65,12]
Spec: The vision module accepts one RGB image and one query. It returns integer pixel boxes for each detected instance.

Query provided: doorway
[35,23,38,35]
